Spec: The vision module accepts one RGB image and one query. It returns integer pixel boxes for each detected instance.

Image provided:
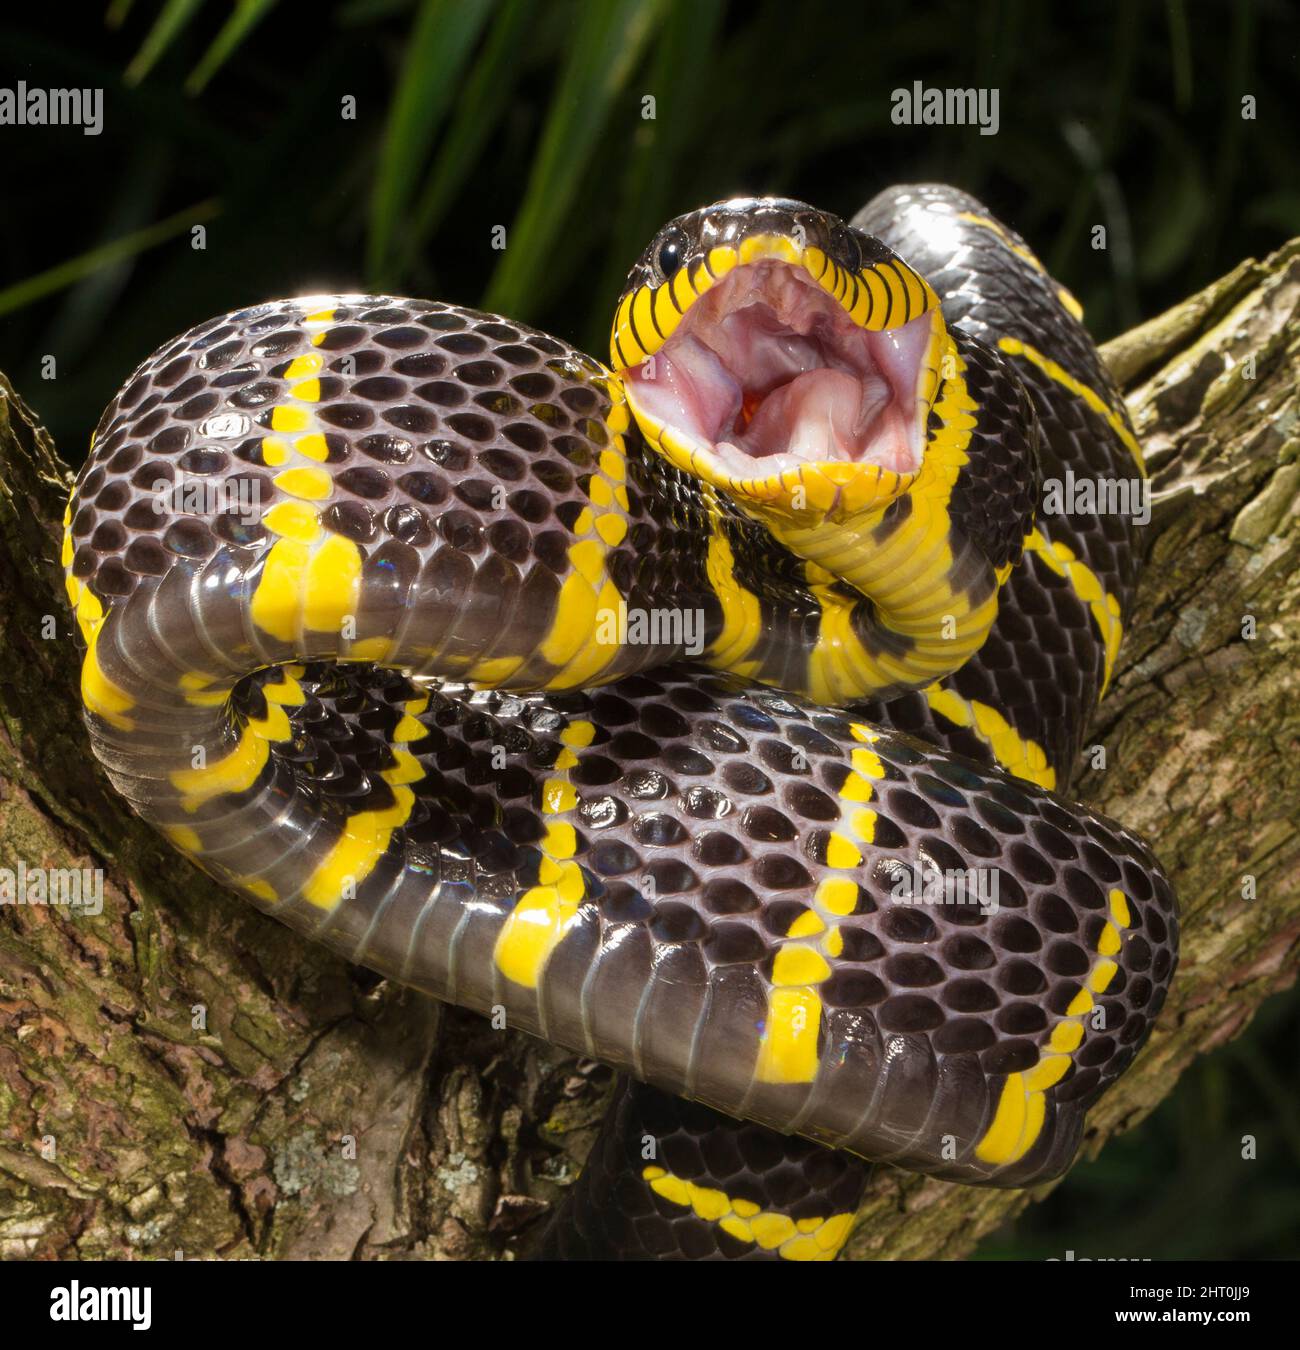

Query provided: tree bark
[1,242,1298,1261]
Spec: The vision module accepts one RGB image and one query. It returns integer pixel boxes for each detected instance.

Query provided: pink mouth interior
[625,260,932,480]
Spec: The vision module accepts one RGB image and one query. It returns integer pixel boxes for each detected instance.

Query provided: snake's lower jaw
[732,462,919,522]
[630,402,918,522]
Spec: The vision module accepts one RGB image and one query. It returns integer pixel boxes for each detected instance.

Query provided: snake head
[611,198,1042,703]
[610,196,949,523]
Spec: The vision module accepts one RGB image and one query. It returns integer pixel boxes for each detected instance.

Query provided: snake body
[65,185,1177,1260]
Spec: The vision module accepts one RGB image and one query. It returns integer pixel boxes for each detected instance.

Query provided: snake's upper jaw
[621,259,939,514]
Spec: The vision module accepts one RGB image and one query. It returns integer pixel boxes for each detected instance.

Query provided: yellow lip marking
[722,459,915,517]
[653,280,684,344]
[615,231,945,528]
[672,260,700,312]
[849,267,881,327]
[876,261,909,326]
[668,335,1002,707]
[611,231,938,373]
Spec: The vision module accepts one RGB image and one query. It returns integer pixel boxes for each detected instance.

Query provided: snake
[63,184,1178,1261]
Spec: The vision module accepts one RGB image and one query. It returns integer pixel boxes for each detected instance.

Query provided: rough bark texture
[1,242,1298,1261]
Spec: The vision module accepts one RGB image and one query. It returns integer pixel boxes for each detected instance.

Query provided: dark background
[1,0,1297,1258]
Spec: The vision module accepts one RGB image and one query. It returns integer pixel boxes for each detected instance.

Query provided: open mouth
[622,260,935,492]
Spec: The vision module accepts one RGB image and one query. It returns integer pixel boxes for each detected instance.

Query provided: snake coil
[65,185,1177,1261]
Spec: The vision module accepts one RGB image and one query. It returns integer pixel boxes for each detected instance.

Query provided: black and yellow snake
[64,185,1178,1260]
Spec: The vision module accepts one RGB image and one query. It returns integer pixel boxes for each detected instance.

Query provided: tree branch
[1,241,1297,1259]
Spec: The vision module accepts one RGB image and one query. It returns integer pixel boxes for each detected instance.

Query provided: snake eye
[657,230,686,280]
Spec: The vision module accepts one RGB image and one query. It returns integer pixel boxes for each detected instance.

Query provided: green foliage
[4,0,1297,453]
[368,0,495,288]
